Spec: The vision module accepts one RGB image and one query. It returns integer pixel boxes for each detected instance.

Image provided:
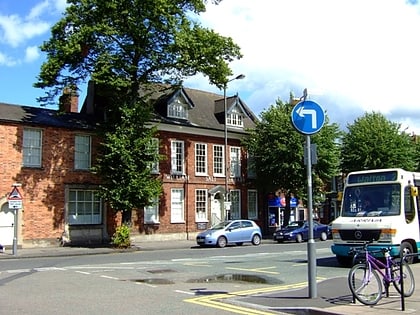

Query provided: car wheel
[217,236,227,248]
[320,231,327,241]
[296,234,303,243]
[252,234,261,246]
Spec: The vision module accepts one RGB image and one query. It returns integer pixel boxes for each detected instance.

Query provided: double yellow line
[185,282,308,315]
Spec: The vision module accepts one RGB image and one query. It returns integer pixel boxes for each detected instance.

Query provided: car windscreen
[285,221,304,229]
[210,221,230,230]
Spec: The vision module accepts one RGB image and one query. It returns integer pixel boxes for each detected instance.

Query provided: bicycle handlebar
[348,241,392,256]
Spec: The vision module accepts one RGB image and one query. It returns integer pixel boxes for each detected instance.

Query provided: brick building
[0,84,262,247]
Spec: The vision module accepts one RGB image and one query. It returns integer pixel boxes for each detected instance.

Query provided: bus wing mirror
[411,186,418,197]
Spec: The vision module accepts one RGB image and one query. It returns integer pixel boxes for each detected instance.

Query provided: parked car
[273,220,330,243]
[196,219,262,248]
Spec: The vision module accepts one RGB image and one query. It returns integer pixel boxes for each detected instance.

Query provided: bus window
[342,184,400,217]
[404,186,415,223]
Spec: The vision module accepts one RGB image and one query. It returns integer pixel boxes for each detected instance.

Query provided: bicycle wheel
[392,260,415,297]
[348,263,382,305]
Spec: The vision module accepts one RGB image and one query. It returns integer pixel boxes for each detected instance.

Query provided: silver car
[196,219,262,248]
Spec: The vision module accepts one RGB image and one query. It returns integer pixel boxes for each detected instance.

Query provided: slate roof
[151,86,258,133]
[0,85,258,134]
[0,102,98,130]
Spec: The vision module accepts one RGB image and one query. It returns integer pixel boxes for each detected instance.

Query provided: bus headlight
[332,228,341,240]
[380,228,396,241]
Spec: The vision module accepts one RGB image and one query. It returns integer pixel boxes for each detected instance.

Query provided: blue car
[196,219,262,248]
[273,220,329,243]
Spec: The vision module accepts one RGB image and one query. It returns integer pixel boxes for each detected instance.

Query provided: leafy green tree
[341,112,417,173]
[243,98,341,225]
[414,136,420,172]
[35,0,242,216]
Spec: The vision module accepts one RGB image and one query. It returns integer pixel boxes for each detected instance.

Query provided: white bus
[331,168,420,265]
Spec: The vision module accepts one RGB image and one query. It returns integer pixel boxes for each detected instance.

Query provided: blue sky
[2,0,420,134]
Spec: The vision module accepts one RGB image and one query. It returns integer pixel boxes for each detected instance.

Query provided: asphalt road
[0,240,349,315]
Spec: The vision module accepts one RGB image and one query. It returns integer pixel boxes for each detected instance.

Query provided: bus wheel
[400,241,415,264]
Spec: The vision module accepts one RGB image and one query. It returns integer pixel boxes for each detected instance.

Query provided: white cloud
[24,46,40,63]
[0,52,18,66]
[53,0,70,13]
[185,0,420,134]
[28,0,50,20]
[0,13,50,48]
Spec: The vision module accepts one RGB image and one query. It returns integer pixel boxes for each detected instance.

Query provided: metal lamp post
[223,74,245,220]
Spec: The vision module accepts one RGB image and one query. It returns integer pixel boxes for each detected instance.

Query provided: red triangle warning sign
[8,187,22,200]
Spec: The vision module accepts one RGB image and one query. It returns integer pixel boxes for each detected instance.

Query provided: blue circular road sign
[291,100,325,135]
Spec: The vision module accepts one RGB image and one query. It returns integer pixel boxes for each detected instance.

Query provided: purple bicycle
[347,241,415,305]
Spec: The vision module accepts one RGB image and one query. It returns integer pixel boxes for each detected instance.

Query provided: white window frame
[168,99,188,119]
[75,134,91,170]
[144,197,159,224]
[22,128,42,167]
[171,140,185,175]
[213,145,224,177]
[227,107,243,127]
[67,188,102,225]
[171,188,185,223]
[247,190,258,219]
[195,189,208,222]
[230,189,241,219]
[195,143,207,176]
[230,146,241,178]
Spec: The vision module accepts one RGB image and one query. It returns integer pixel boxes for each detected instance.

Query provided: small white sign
[8,199,22,209]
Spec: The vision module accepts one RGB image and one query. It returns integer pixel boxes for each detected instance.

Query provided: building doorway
[0,202,14,246]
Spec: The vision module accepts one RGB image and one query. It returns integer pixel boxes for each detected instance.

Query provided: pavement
[1,240,420,314]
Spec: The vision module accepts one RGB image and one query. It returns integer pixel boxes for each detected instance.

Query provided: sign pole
[8,183,22,256]
[306,134,317,298]
[13,207,18,256]
[290,90,325,299]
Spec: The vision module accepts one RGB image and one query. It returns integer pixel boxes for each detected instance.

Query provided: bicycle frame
[348,241,415,306]
[363,252,393,281]
[353,245,400,297]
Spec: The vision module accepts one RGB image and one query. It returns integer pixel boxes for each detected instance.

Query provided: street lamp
[223,74,245,220]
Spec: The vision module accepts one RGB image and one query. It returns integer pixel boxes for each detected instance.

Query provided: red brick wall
[1,121,259,243]
[133,129,257,236]
[0,123,101,243]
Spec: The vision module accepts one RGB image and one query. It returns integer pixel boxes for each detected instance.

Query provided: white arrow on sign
[297,106,317,129]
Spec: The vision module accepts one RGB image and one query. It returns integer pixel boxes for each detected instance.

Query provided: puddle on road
[187,274,283,285]
[131,278,174,285]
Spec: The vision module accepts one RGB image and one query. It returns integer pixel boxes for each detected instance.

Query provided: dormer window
[227,107,243,127]
[168,98,188,119]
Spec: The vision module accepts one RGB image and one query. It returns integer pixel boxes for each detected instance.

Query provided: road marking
[100,275,119,280]
[6,269,31,273]
[35,267,67,272]
[135,282,156,288]
[75,271,91,275]
[175,290,195,295]
[225,266,279,275]
[183,262,211,267]
[185,282,308,315]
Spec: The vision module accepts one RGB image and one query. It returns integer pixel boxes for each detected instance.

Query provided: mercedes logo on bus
[354,230,363,240]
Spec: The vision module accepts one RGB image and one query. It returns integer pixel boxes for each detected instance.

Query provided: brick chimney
[59,86,79,113]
